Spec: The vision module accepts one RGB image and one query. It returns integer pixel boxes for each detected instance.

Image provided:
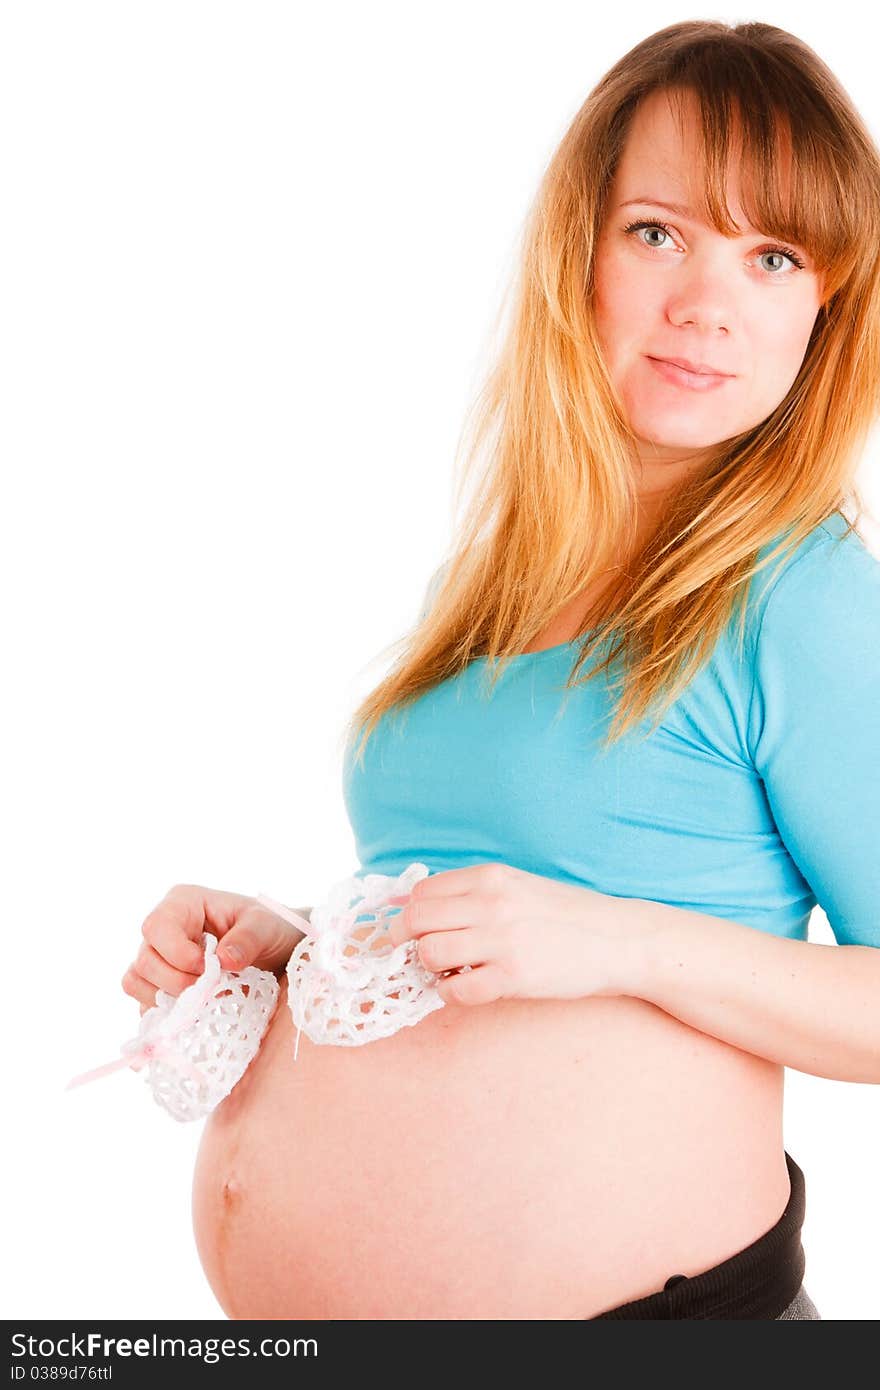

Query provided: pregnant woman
[124,20,880,1320]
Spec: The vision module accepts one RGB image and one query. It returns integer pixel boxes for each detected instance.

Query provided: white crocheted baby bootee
[66,932,280,1122]
[257,862,446,1056]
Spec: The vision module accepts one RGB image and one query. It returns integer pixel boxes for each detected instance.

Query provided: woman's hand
[386,862,638,1006]
[121,883,306,1015]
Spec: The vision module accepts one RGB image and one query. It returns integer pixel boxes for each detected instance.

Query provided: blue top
[342,509,880,948]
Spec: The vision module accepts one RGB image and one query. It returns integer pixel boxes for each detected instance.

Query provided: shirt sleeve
[748,530,880,948]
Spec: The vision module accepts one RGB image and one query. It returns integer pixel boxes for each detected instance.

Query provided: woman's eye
[621,219,805,274]
[625,220,673,249]
[622,218,677,250]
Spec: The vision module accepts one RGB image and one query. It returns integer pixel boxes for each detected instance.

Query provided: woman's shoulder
[746,509,880,680]
[751,509,880,627]
[813,506,880,565]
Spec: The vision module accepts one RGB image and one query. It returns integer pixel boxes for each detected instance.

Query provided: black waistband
[590,1151,806,1319]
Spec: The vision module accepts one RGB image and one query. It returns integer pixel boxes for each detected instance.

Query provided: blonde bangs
[659,77,868,301]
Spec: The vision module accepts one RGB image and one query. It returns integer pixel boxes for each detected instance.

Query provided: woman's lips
[647,356,734,391]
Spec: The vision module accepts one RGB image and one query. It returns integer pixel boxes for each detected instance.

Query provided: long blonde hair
[344,19,880,769]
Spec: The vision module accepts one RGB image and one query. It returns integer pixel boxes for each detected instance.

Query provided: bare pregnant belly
[192,974,790,1320]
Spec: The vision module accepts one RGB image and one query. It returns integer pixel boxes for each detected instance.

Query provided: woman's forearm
[615,896,880,1084]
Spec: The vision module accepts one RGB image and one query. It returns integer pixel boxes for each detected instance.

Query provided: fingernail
[222,945,244,967]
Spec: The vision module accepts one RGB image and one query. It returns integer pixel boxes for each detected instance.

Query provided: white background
[3,1,878,1323]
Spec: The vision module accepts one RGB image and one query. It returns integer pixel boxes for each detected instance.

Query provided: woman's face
[592,88,825,502]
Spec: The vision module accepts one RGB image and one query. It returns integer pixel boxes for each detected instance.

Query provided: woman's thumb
[217,930,254,971]
[216,903,303,974]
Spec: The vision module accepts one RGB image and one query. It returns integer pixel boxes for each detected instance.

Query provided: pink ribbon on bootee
[253,892,321,937]
[65,930,230,1092]
[65,1036,210,1090]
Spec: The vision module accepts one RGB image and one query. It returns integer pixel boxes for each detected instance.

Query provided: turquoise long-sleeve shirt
[342,509,880,948]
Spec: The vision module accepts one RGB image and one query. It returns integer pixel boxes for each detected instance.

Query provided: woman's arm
[616,526,880,1085]
[389,862,878,1083]
[619,897,880,1084]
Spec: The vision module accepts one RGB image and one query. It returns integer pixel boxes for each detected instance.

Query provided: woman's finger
[120,966,159,1012]
[141,898,210,975]
[390,892,481,946]
[416,928,487,975]
[436,962,507,1006]
[132,941,203,999]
